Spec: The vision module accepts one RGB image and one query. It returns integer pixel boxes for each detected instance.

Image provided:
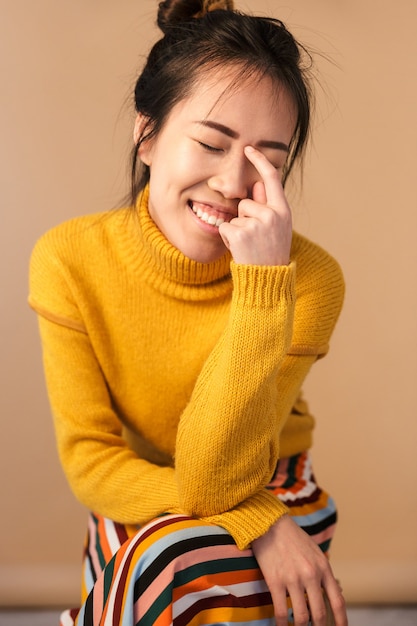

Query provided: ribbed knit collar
[131,187,233,301]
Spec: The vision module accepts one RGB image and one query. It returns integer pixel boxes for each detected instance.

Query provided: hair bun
[195,0,234,16]
[157,0,234,33]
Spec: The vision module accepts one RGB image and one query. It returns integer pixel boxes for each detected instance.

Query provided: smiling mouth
[189,201,233,228]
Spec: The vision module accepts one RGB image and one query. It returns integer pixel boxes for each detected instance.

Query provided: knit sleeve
[29,229,181,524]
[175,262,298,547]
[36,316,181,522]
[175,241,345,549]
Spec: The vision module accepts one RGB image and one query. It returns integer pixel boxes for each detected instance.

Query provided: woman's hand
[218,146,292,266]
[252,515,347,626]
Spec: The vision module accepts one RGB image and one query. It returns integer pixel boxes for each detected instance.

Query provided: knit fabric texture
[28,188,345,549]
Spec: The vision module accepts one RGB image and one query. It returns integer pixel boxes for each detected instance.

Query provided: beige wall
[1,0,416,607]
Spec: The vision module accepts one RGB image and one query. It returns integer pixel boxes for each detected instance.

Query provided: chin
[176,226,228,263]
[184,245,226,264]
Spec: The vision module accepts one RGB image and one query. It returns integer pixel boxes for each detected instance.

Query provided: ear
[133,113,154,166]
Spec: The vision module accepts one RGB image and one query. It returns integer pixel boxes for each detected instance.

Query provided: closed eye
[197,141,223,153]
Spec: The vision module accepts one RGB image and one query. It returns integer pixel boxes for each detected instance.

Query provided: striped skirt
[61,452,337,626]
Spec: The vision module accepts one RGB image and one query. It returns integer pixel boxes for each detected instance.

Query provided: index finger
[244,145,287,210]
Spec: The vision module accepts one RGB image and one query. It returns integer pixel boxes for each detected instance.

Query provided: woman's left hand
[252,514,347,626]
[218,146,292,266]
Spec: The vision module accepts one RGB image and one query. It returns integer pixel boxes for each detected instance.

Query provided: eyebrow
[195,120,289,152]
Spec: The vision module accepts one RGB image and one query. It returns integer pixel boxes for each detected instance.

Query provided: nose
[207,153,255,200]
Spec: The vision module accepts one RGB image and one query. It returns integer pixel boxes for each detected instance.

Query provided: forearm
[175,262,297,516]
[178,350,317,549]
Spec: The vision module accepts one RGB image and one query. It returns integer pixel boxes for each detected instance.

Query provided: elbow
[177,466,268,518]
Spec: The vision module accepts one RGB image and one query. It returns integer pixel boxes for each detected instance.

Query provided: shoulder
[289,232,345,357]
[30,207,136,280]
[28,209,132,327]
[31,210,122,261]
[291,231,345,297]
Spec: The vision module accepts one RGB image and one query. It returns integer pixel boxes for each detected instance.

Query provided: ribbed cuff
[203,488,289,550]
[230,261,296,309]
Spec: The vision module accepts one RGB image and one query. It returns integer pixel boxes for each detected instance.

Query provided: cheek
[149,137,214,190]
[175,145,212,181]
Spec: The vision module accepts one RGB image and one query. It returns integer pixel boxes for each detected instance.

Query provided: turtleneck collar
[127,187,233,301]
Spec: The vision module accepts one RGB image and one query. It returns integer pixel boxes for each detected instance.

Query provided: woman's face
[138,69,296,263]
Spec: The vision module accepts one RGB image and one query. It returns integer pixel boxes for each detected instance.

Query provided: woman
[29,1,347,624]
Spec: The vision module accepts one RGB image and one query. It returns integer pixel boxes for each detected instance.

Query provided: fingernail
[244,145,255,153]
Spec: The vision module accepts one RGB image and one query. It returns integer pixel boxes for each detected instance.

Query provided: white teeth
[191,203,225,229]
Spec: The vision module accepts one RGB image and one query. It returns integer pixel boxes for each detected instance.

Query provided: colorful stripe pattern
[60,452,337,626]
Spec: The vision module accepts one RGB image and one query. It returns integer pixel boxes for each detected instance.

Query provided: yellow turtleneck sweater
[28,188,344,549]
